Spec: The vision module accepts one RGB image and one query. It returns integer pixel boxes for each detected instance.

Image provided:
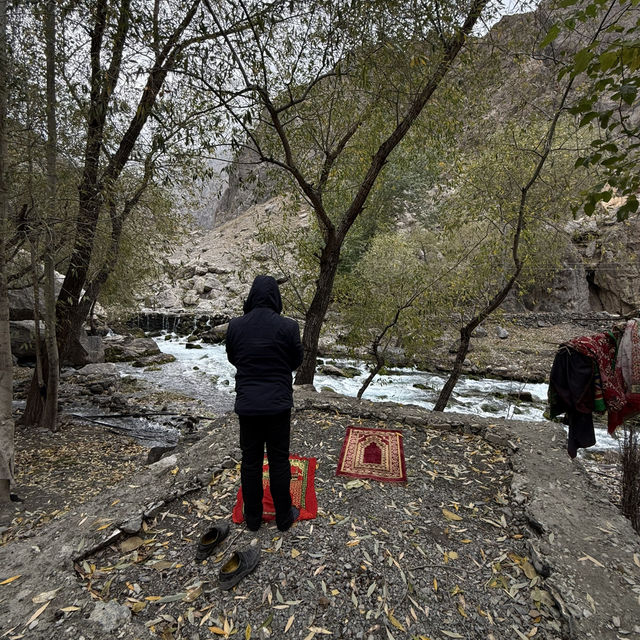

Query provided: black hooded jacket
[226,276,303,415]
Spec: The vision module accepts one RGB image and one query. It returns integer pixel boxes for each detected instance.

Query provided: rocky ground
[1,342,640,639]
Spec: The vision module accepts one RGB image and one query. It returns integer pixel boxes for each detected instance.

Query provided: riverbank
[2,380,639,639]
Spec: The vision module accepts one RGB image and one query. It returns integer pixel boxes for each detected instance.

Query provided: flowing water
[115,335,618,451]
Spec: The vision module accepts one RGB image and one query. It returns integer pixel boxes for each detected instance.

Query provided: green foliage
[95,179,183,315]
[336,231,444,360]
[543,0,640,220]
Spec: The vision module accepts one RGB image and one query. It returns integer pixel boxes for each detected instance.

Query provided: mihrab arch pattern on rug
[336,426,407,483]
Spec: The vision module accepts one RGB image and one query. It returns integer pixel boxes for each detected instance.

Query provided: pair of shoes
[277,505,300,532]
[195,522,230,561]
[219,547,260,590]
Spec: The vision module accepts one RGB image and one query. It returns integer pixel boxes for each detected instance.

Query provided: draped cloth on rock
[566,321,640,432]
[566,330,627,433]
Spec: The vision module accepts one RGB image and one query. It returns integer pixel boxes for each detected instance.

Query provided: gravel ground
[77,411,568,640]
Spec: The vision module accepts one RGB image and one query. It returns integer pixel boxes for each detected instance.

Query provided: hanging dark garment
[548,346,596,458]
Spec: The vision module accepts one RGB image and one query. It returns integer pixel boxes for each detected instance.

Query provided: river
[116,335,619,451]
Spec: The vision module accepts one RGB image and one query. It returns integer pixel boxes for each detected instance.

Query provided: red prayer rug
[232,454,317,524]
[336,426,407,483]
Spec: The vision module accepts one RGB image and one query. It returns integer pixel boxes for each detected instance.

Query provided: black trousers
[238,410,292,529]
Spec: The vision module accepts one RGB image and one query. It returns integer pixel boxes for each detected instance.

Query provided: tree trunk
[42,0,59,431]
[357,359,384,399]
[0,0,15,500]
[433,326,474,412]
[294,238,341,385]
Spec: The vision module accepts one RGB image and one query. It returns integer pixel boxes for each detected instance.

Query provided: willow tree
[19,0,274,425]
[204,0,496,384]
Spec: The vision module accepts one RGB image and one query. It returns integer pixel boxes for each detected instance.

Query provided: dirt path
[1,389,639,639]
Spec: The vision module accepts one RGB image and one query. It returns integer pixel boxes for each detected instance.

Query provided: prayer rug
[232,454,317,524]
[336,426,407,483]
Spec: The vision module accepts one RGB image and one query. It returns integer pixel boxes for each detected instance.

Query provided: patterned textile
[232,455,317,523]
[336,426,407,483]
[593,367,606,413]
[616,320,640,399]
[566,331,626,432]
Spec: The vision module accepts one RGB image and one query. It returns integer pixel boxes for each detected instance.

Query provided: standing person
[226,275,304,532]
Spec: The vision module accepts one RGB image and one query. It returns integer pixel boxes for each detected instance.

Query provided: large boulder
[9,320,44,359]
[104,336,161,362]
[65,332,105,366]
[7,272,64,321]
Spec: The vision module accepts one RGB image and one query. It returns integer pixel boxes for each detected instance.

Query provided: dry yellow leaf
[522,560,537,580]
[433,577,438,592]
[96,522,112,531]
[59,606,81,612]
[25,601,50,627]
[209,626,226,635]
[145,596,162,601]
[32,588,60,604]
[634,553,640,568]
[291,549,301,558]
[245,623,251,640]
[387,611,405,632]
[0,575,21,585]
[442,509,462,521]
[449,551,459,560]
[130,602,146,613]
[285,615,295,632]
[170,467,179,475]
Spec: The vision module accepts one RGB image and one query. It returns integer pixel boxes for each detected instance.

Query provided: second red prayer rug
[336,426,407,483]
[232,454,317,524]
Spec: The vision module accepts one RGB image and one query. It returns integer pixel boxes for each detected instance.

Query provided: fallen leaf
[183,585,203,602]
[634,553,640,568]
[120,537,145,553]
[442,509,462,522]
[441,631,464,638]
[285,615,295,632]
[308,627,332,635]
[387,611,405,632]
[96,522,112,531]
[245,623,251,639]
[521,560,537,580]
[33,588,60,604]
[1,575,21,585]
[25,601,50,627]
[433,577,438,593]
[291,549,301,559]
[578,554,604,568]
[59,606,81,613]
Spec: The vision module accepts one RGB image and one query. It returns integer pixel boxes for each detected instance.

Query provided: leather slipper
[219,547,260,590]
[195,522,230,562]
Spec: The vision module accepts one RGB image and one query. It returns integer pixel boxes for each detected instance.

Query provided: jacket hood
[243,275,283,314]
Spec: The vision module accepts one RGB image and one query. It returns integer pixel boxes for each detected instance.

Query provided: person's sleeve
[226,323,236,365]
[290,323,304,371]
